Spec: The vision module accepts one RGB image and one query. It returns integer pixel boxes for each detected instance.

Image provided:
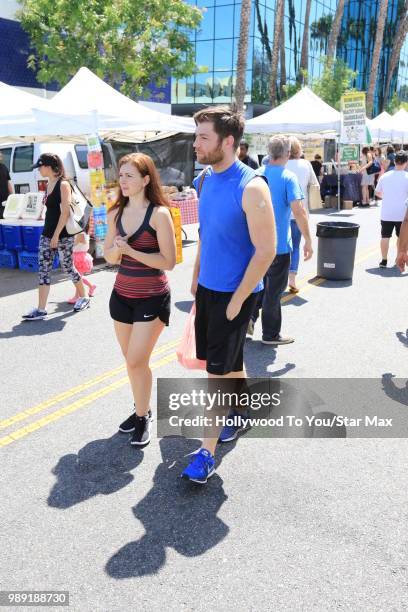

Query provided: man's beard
[197,143,224,165]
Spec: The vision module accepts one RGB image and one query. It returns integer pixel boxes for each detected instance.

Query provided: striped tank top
[113,203,169,299]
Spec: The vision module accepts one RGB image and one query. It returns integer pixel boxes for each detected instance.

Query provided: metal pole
[337,137,341,211]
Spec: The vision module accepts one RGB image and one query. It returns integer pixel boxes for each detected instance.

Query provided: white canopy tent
[0,81,52,141]
[0,67,195,142]
[369,109,408,142]
[245,87,341,135]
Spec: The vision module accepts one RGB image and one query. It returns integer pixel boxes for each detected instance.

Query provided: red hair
[111,153,170,223]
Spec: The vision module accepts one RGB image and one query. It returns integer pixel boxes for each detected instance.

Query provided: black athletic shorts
[381,220,402,238]
[109,289,170,326]
[195,284,258,375]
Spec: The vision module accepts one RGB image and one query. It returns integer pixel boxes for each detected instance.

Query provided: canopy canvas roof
[245,87,341,135]
[369,109,408,142]
[0,68,194,142]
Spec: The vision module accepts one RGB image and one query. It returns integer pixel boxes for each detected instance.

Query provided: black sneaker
[130,410,153,446]
[379,259,387,268]
[119,412,137,433]
[262,335,294,345]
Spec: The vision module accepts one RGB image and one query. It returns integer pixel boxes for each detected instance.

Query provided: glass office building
[172,0,408,117]
[337,0,408,114]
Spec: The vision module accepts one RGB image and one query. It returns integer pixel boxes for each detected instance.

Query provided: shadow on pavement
[0,264,113,299]
[282,293,308,307]
[245,339,296,377]
[381,373,408,407]
[0,310,77,337]
[312,277,353,289]
[105,436,232,578]
[366,267,407,278]
[47,433,144,509]
[174,300,194,313]
[396,330,408,347]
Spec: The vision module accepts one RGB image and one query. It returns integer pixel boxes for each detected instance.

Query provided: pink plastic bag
[176,303,207,370]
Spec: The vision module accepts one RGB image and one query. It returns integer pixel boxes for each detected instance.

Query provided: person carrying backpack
[22,153,90,320]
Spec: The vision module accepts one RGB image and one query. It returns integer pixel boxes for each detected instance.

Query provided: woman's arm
[116,206,176,271]
[360,153,373,172]
[51,181,71,248]
[104,209,122,265]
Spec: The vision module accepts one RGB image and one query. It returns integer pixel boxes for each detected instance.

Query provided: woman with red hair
[104,153,176,447]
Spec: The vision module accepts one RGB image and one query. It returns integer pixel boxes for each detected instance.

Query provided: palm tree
[327,0,348,61]
[287,0,298,74]
[280,20,286,98]
[269,0,285,107]
[255,0,272,62]
[310,15,333,54]
[384,1,408,107]
[235,0,252,112]
[366,0,389,117]
[299,0,312,84]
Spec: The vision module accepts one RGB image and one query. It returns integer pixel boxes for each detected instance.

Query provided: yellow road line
[0,241,381,448]
[0,338,180,431]
[0,352,177,448]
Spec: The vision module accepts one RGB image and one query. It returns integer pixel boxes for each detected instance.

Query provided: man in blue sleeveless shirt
[181,106,276,484]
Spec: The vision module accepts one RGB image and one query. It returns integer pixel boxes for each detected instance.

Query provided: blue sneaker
[219,410,250,443]
[181,449,215,484]
[22,308,47,321]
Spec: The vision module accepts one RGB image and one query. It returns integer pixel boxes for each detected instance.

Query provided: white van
[0,135,195,199]
[0,142,117,198]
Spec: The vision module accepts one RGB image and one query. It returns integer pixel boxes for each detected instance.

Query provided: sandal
[288,285,299,294]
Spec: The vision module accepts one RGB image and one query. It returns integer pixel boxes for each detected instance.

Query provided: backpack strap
[197,167,209,197]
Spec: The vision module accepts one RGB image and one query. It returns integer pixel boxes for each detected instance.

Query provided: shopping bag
[176,303,206,370]
[308,184,322,210]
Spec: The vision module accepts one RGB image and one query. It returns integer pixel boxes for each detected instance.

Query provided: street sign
[340,92,366,145]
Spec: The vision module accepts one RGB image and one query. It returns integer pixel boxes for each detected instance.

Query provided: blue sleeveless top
[193,160,262,293]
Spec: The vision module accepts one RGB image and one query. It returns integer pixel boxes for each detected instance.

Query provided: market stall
[0,68,198,267]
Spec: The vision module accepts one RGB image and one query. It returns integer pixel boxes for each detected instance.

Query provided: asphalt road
[0,205,407,612]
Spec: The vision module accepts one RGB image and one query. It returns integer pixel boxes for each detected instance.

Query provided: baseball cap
[32,153,59,170]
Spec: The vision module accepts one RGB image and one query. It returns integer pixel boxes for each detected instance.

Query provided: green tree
[386,92,408,114]
[312,58,357,110]
[18,0,202,98]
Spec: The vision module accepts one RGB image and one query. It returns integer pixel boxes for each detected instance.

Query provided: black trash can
[316,221,360,280]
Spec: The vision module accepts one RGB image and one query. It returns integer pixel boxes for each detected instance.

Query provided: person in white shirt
[375,150,408,268]
[286,137,319,292]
